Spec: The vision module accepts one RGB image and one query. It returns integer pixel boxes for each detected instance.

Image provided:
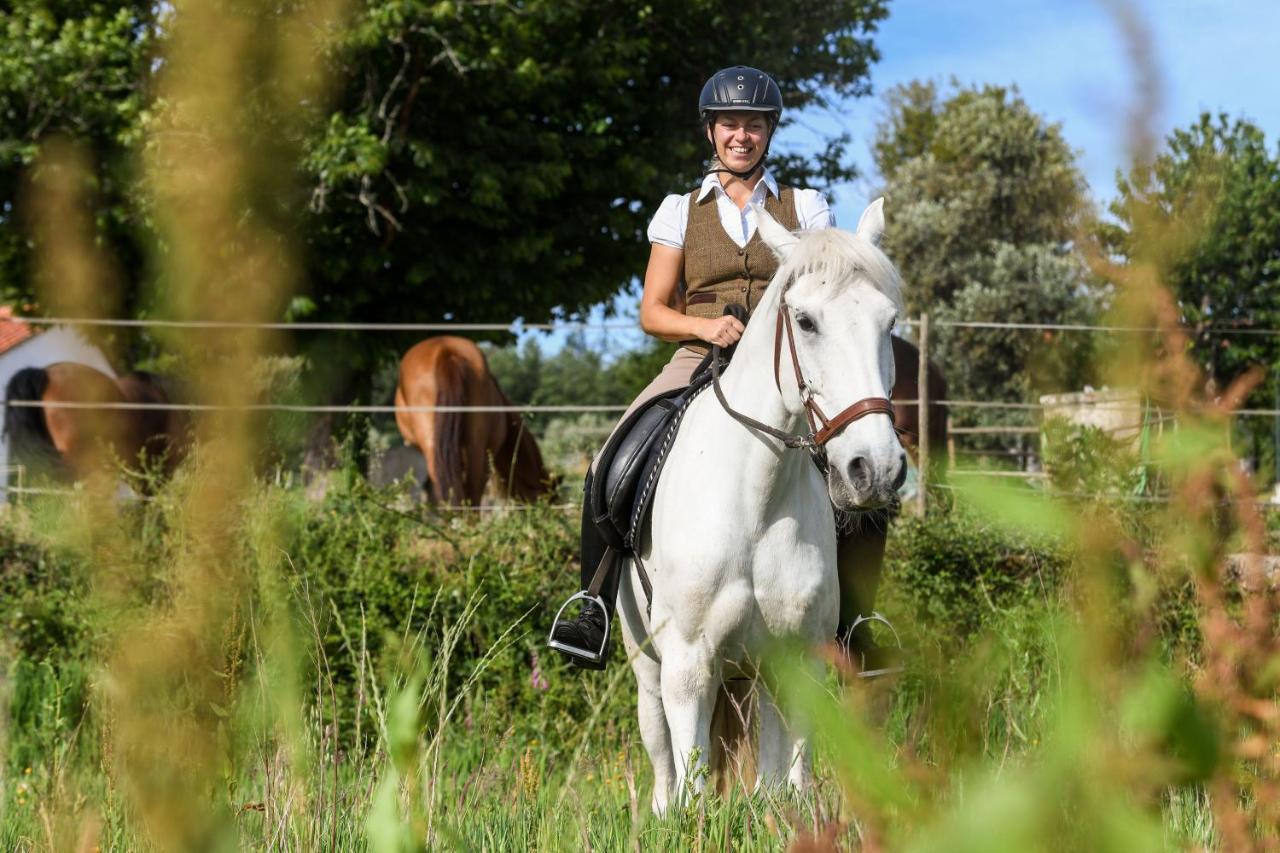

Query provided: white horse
[617,198,906,813]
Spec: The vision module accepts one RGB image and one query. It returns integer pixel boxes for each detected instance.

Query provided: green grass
[0,473,1232,850]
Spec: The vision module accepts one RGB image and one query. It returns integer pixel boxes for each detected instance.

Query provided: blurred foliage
[1107,113,1280,480]
[1040,420,1147,497]
[0,478,1225,847]
[0,0,155,315]
[874,80,1101,427]
[883,505,1070,639]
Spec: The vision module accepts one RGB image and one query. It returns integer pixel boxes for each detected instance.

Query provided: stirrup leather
[850,611,904,679]
[547,591,611,665]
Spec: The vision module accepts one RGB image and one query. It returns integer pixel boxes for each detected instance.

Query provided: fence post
[947,414,955,471]
[916,313,930,516]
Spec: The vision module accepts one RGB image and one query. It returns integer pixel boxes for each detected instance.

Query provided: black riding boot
[548,475,621,670]
[836,508,903,678]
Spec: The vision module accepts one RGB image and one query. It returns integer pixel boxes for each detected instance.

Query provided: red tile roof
[0,307,36,355]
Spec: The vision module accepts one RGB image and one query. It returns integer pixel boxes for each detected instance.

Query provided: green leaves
[0,1,154,308]
[874,81,1097,419]
[1122,666,1222,785]
[1111,114,1280,425]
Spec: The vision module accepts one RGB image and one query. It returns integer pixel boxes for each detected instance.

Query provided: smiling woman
[549,65,898,684]
[708,112,771,177]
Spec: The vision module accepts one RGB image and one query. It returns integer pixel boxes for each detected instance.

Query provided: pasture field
[5,0,1275,845]
[0,455,1259,850]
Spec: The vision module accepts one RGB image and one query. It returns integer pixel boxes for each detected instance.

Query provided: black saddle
[587,355,714,554]
[572,305,744,617]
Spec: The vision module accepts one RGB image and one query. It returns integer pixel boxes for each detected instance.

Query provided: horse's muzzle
[829,449,907,511]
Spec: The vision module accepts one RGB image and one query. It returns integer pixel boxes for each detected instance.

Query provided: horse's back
[396,337,497,403]
[10,362,128,476]
[46,362,124,403]
[890,336,948,456]
[117,370,189,471]
[395,336,512,504]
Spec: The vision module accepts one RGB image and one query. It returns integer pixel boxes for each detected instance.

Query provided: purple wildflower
[529,651,549,691]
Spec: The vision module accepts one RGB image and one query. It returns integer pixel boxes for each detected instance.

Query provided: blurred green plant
[874,79,1101,432]
[1040,420,1147,497]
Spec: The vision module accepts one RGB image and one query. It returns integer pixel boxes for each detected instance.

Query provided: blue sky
[531,0,1280,355]
[799,0,1280,228]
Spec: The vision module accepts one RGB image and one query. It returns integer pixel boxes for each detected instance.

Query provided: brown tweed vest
[681,184,799,353]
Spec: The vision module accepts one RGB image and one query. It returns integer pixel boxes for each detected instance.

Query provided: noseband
[710,296,895,452]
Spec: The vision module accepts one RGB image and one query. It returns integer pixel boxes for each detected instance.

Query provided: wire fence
[9,398,1280,418]
[931,480,1280,512]
[7,314,1280,336]
[4,311,1278,512]
[10,474,1277,514]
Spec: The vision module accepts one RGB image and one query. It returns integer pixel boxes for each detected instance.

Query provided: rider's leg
[550,346,704,669]
[835,508,901,676]
[547,488,618,668]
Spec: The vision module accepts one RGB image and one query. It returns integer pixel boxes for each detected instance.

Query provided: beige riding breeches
[589,346,706,476]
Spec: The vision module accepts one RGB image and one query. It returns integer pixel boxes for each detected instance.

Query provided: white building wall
[0,329,117,496]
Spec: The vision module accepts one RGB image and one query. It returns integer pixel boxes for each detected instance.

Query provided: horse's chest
[745,536,835,637]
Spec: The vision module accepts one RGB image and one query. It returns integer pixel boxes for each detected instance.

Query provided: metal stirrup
[849,611,904,679]
[547,592,611,664]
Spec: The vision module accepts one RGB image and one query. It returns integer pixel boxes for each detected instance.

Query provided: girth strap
[586,547,653,611]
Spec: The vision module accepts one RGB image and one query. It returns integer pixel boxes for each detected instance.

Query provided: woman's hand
[698,315,745,347]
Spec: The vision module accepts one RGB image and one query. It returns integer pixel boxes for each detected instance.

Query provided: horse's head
[756,198,907,511]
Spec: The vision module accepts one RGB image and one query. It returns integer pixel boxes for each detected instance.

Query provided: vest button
[741,286,748,293]
[737,248,744,256]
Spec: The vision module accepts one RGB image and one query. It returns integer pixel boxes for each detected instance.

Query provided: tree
[0,1,156,311]
[1108,114,1280,474]
[873,80,1097,414]
[2,0,890,379]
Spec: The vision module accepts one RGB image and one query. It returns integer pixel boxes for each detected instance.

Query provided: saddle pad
[626,380,710,549]
[588,370,712,551]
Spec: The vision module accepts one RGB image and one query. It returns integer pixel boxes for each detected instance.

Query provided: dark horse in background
[4,362,190,483]
[891,335,948,472]
[395,336,556,506]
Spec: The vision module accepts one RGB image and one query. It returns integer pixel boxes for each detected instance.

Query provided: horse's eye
[796,314,817,334]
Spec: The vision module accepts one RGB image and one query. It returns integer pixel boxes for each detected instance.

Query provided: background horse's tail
[427,350,468,504]
[709,680,757,793]
[4,367,68,480]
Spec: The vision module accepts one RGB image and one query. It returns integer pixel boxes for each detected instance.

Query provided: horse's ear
[856,197,886,246]
[754,204,799,261]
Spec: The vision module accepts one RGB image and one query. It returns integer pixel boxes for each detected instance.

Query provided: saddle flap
[587,372,712,551]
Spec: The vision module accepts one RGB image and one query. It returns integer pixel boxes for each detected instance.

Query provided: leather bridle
[710,296,895,452]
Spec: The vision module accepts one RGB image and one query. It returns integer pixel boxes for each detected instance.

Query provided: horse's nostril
[892,454,908,490]
[848,456,870,490]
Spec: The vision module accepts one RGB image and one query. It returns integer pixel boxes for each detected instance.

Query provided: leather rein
[710,297,895,452]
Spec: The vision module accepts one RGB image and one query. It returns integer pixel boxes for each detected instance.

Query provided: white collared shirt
[645,168,835,250]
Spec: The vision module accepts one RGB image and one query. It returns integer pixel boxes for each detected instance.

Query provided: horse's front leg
[787,733,814,790]
[756,686,792,788]
[757,684,814,792]
[660,642,716,805]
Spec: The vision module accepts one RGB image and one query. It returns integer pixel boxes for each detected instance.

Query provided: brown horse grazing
[890,335,948,469]
[395,336,556,506]
[4,362,190,483]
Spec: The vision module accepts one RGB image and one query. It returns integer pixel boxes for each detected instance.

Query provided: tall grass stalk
[4,0,1269,850]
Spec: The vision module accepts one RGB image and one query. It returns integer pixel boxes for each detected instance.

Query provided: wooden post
[947,415,956,471]
[916,313,930,516]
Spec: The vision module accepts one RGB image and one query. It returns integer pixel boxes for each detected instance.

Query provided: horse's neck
[696,308,810,503]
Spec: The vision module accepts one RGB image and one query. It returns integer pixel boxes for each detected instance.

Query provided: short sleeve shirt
[645,169,835,249]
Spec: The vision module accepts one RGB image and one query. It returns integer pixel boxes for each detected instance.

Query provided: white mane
[776,228,903,311]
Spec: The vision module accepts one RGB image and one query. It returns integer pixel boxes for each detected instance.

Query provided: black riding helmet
[698,66,783,180]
